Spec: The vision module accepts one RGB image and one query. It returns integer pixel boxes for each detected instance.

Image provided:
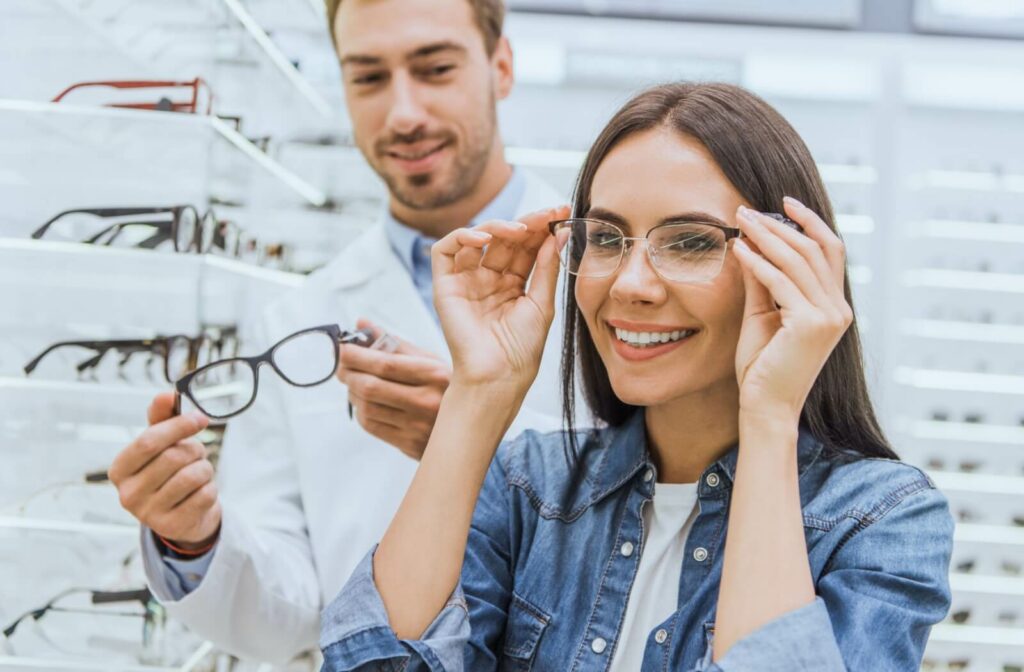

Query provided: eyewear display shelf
[1,1,334,670]
[886,60,1024,672]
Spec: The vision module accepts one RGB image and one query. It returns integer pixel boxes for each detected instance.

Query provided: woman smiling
[319,82,954,671]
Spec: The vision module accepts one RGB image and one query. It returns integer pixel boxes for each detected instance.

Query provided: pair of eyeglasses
[173,325,377,420]
[52,78,213,115]
[548,212,802,283]
[32,206,257,259]
[23,328,239,385]
[3,587,155,639]
[955,558,1022,577]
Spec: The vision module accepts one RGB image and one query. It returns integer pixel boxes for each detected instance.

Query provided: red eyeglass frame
[51,78,214,115]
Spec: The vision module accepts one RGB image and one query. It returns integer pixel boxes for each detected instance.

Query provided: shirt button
[643,468,654,482]
[591,637,608,654]
[186,573,202,583]
[620,542,635,557]
[706,473,720,488]
[693,547,709,562]
[655,629,668,644]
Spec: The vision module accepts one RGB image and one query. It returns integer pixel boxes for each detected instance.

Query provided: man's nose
[385,70,430,137]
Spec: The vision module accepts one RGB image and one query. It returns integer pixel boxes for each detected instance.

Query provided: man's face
[334,0,512,211]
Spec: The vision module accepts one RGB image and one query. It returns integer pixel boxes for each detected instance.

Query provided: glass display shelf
[0,101,328,227]
[4,0,337,135]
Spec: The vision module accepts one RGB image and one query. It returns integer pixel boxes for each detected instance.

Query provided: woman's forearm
[373,382,524,640]
[712,414,816,661]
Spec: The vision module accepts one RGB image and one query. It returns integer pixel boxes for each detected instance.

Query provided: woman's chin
[608,380,673,408]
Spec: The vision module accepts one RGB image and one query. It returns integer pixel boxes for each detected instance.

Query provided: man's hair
[325,0,505,56]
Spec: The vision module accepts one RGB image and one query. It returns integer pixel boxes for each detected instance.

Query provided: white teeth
[613,327,695,348]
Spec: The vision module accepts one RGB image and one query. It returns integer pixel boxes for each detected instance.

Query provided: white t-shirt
[609,481,701,671]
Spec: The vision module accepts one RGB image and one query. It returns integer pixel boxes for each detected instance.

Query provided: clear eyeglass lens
[198,211,217,254]
[166,337,192,382]
[556,220,623,277]
[649,223,728,282]
[187,360,255,418]
[176,208,198,253]
[272,330,337,386]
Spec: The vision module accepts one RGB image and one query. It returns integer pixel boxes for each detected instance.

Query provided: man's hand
[109,392,221,551]
[337,319,451,460]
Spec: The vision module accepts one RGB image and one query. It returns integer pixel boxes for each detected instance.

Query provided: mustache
[375,128,455,155]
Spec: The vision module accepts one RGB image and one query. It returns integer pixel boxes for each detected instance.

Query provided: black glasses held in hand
[549,211,802,283]
[173,325,376,420]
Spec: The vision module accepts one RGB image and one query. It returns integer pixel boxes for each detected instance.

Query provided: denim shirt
[320,411,954,671]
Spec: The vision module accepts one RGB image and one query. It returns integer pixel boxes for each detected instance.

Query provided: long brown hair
[561,82,896,462]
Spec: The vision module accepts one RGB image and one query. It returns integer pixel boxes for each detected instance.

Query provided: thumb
[355,318,440,360]
[526,234,563,320]
[736,242,774,320]
[147,391,178,426]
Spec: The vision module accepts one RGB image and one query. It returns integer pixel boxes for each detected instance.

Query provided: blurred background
[1,0,1022,670]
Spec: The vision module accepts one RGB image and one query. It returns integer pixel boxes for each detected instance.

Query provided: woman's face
[576,127,750,408]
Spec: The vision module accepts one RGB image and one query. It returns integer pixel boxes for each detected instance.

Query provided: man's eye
[421,64,456,78]
[352,72,386,86]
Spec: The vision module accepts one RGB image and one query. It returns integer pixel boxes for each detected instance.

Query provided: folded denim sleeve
[319,547,471,672]
[697,483,953,672]
[141,527,217,600]
[693,598,844,671]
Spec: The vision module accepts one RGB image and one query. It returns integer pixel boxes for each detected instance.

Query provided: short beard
[374,99,497,212]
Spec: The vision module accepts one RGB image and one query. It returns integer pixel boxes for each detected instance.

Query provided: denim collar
[584,410,826,504]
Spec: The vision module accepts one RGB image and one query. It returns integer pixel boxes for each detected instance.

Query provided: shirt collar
[586,410,826,503]
[382,167,526,273]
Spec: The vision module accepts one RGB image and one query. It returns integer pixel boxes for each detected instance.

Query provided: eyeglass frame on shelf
[33,206,257,259]
[548,211,803,282]
[51,78,214,115]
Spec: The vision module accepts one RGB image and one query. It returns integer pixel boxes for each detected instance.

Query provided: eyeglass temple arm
[52,78,207,102]
[33,208,179,240]
[23,340,129,375]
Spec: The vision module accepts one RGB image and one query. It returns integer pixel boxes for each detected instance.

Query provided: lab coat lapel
[325,223,449,361]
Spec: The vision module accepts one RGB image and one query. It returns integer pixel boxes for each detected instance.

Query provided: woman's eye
[587,232,621,247]
[665,235,719,252]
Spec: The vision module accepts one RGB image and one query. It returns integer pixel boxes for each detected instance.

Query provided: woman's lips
[607,323,698,362]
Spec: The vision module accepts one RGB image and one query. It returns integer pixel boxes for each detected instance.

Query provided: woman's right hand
[431,205,570,393]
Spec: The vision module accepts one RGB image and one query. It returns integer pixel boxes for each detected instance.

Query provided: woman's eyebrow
[660,212,732,228]
[585,207,733,230]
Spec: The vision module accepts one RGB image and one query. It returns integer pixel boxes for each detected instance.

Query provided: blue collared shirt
[320,411,954,671]
[383,168,526,324]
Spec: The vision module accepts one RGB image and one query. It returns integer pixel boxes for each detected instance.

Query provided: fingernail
[189,411,208,424]
[783,196,804,209]
[733,239,750,253]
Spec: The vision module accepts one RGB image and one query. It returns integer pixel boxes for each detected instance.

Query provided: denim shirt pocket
[501,593,552,671]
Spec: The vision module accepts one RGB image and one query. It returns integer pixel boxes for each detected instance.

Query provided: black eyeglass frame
[548,212,803,281]
[172,325,374,419]
[3,587,153,639]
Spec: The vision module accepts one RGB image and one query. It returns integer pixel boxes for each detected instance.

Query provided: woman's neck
[644,378,741,484]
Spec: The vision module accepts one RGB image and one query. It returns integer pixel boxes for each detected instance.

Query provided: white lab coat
[142,169,575,664]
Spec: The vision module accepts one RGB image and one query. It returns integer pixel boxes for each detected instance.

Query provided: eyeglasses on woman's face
[548,212,802,284]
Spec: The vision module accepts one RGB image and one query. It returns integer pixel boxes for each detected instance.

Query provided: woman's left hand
[731,197,853,423]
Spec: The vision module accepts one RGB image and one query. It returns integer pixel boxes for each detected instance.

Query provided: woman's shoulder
[803,445,952,534]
